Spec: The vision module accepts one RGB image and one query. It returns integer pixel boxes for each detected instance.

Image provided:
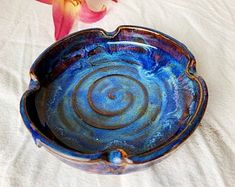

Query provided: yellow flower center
[70,0,81,6]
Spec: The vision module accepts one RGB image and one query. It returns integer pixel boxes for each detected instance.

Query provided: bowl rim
[20,25,208,165]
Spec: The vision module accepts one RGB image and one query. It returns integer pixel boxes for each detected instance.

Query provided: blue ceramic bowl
[20,25,208,174]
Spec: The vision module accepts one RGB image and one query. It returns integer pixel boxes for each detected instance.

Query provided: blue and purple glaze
[20,25,208,174]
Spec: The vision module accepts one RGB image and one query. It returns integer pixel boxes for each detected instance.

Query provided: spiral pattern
[72,66,150,129]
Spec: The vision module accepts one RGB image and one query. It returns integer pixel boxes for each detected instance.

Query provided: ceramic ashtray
[20,25,208,174]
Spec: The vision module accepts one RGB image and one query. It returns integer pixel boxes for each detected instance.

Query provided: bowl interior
[28,27,202,158]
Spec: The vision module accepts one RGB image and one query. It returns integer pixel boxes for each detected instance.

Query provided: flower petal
[79,0,107,23]
[36,0,53,4]
[52,0,80,40]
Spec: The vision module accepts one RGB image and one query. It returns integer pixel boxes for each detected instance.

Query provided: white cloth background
[0,0,235,186]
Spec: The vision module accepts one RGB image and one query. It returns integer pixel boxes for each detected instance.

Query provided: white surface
[0,0,235,186]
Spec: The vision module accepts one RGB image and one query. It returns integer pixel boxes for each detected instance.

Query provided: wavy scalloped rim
[20,25,208,174]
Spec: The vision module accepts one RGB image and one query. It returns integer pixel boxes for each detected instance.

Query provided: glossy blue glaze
[20,25,208,174]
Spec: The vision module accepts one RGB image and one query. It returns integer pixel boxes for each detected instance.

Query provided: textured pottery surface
[20,25,208,174]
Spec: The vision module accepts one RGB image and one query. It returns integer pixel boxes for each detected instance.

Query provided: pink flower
[37,0,117,40]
